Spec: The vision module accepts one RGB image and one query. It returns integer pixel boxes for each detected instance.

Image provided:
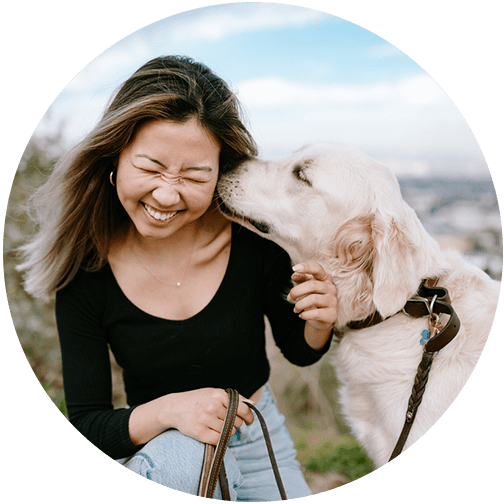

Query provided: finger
[207,415,242,441]
[211,395,253,429]
[206,388,231,407]
[238,397,256,425]
[206,400,229,421]
[215,407,231,422]
[298,307,332,321]
[293,293,329,314]
[288,279,330,302]
[198,430,220,446]
[291,272,314,285]
[234,416,244,430]
[188,421,222,446]
[202,426,236,446]
[201,410,226,431]
[206,388,232,417]
[297,308,336,329]
[292,262,330,282]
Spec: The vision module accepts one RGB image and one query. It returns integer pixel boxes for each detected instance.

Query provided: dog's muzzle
[248,219,272,234]
[216,195,272,234]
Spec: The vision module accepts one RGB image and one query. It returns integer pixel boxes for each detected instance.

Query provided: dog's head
[217,144,446,327]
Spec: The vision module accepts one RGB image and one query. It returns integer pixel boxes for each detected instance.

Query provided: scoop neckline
[107,223,238,323]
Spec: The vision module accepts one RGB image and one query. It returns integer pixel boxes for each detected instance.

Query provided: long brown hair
[17,56,257,300]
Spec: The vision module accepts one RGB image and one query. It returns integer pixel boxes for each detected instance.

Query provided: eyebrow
[135,154,214,172]
[135,154,166,168]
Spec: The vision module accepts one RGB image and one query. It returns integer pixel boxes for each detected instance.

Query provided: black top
[55,224,330,459]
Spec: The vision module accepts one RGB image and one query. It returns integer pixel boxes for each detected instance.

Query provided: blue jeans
[118,385,311,500]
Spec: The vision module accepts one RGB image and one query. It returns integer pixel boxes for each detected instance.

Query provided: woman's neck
[123,205,230,263]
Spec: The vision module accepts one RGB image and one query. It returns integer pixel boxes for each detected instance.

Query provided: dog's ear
[371,211,418,317]
[331,216,376,321]
[331,213,418,323]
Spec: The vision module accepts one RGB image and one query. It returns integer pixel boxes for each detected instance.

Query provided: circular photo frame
[2,2,503,503]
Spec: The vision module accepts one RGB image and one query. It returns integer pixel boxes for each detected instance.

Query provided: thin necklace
[130,237,197,288]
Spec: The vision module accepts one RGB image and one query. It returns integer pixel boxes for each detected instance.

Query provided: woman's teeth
[143,203,177,221]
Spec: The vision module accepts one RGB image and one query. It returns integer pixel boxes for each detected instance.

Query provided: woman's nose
[151,179,182,207]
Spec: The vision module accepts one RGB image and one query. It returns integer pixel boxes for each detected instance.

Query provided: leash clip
[428,311,440,330]
[428,295,438,316]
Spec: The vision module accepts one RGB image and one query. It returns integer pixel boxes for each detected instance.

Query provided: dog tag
[420,329,431,346]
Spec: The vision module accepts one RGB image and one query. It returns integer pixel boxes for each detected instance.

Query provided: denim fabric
[118,385,312,501]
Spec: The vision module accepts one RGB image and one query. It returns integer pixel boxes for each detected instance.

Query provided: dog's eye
[293,164,312,186]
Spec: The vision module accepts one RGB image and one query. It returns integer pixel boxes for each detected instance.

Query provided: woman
[18,56,338,500]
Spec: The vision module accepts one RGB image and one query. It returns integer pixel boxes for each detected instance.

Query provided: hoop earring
[109,170,116,187]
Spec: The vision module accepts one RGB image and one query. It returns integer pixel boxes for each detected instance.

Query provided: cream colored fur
[217,143,501,467]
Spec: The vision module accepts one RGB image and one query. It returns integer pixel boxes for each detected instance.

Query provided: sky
[37,2,487,178]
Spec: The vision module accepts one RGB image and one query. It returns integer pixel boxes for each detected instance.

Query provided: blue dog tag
[420,329,431,346]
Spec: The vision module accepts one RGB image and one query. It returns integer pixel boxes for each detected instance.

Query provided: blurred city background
[4,3,501,494]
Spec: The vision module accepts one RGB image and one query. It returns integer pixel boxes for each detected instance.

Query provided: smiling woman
[15,54,338,500]
[17,56,256,299]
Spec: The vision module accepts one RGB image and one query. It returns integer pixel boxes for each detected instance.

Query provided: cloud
[166,3,329,43]
[29,2,487,180]
[236,73,446,107]
[58,4,331,98]
[234,73,487,176]
[367,43,404,58]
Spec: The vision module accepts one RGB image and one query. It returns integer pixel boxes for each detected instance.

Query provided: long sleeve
[262,240,331,365]
[55,270,142,459]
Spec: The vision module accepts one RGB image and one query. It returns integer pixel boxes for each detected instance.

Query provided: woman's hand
[160,388,255,446]
[287,263,338,345]
[129,387,254,446]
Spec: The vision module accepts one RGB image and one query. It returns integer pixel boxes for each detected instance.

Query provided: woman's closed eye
[138,167,160,175]
[131,155,215,183]
[134,168,211,185]
[183,175,212,184]
[181,167,214,183]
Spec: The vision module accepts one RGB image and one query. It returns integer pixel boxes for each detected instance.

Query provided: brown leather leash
[388,281,460,460]
[198,388,288,500]
[348,279,461,462]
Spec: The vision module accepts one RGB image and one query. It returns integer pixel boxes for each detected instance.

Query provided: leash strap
[247,402,287,499]
[198,388,287,500]
[389,281,461,461]
[389,351,435,461]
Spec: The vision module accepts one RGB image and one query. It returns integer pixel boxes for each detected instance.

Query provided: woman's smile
[142,202,181,223]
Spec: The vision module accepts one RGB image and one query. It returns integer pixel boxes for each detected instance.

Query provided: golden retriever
[217,143,500,467]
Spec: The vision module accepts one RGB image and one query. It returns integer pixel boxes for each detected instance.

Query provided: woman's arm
[263,244,334,365]
[56,272,141,459]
